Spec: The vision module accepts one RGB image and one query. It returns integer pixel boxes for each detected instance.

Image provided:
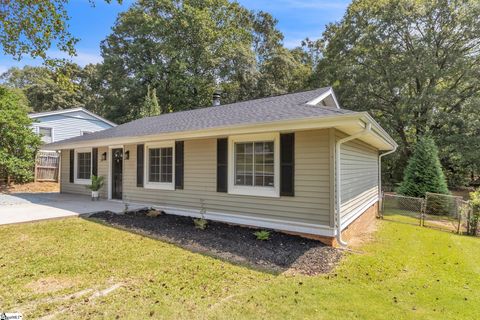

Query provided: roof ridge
[126,86,332,124]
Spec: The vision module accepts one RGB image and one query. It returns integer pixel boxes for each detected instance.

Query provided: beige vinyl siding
[337,132,379,223]
[60,147,108,198]
[122,129,332,226]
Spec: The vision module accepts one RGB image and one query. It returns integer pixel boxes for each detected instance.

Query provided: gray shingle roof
[46,87,358,148]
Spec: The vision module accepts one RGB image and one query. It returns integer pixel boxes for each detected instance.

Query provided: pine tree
[397,136,449,197]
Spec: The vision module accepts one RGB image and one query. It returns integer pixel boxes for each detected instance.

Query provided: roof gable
[29,107,116,127]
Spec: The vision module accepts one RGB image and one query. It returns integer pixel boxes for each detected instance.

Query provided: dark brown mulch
[89,210,343,275]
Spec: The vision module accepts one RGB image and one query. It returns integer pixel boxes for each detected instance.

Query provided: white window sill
[228,186,279,198]
[144,182,175,190]
[74,179,91,185]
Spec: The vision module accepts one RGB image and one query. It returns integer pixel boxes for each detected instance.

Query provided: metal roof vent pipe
[212,91,221,107]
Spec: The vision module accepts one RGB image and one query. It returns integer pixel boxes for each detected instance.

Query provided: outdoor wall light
[101,152,107,161]
[124,150,130,160]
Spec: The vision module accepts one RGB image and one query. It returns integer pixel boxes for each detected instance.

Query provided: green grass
[0,215,479,319]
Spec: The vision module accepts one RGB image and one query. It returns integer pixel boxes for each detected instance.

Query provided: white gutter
[335,123,372,247]
[378,146,398,216]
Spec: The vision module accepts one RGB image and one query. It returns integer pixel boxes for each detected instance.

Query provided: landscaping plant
[253,230,271,241]
[468,190,480,236]
[193,218,208,230]
[86,175,104,200]
[397,136,449,198]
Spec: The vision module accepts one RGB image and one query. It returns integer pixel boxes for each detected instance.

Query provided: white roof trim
[305,87,341,109]
[29,107,117,127]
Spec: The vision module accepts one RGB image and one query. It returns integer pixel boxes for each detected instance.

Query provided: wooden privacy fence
[35,151,60,182]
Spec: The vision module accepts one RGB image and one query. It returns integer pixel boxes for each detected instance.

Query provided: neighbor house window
[144,142,175,190]
[38,127,53,143]
[74,148,92,184]
[229,133,279,197]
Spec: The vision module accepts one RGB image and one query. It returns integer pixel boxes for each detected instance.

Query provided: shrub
[253,230,271,241]
[193,218,208,230]
[397,136,449,198]
[468,190,480,236]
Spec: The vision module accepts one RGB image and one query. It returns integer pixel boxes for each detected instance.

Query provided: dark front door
[111,148,123,200]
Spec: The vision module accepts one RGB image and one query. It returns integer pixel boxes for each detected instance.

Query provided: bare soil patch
[26,276,79,294]
[1,182,59,194]
[89,210,343,275]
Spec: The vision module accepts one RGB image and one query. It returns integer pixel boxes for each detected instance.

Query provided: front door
[111,148,123,200]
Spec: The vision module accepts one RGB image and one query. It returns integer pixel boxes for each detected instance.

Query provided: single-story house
[30,107,116,144]
[45,87,397,246]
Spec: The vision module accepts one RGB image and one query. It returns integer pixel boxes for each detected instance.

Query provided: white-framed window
[38,126,53,143]
[74,147,92,185]
[144,141,175,190]
[228,133,280,197]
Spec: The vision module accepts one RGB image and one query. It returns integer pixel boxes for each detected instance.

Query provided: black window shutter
[280,133,295,196]
[137,144,144,187]
[92,148,98,176]
[217,138,228,192]
[69,149,74,183]
[175,141,184,189]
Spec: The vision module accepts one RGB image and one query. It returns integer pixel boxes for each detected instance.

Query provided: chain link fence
[381,193,425,225]
[381,192,475,235]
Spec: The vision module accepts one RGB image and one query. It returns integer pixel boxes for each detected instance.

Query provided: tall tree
[315,0,480,185]
[0,86,41,183]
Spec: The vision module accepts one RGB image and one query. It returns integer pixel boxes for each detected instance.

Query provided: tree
[0,86,41,183]
[315,0,480,186]
[397,136,449,198]
[0,0,119,61]
[99,0,313,123]
[136,85,161,119]
[0,65,83,112]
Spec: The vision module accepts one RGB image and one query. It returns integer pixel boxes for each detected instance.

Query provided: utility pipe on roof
[335,123,372,247]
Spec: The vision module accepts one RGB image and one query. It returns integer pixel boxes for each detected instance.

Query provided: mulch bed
[89,209,343,275]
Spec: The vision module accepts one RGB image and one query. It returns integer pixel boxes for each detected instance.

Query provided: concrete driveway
[0,193,145,225]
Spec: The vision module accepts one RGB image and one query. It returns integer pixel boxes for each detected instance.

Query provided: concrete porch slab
[0,193,146,225]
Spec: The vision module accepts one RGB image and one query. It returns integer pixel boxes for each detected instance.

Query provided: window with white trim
[229,133,280,197]
[144,142,175,190]
[148,147,173,183]
[74,148,92,184]
[77,152,92,180]
[38,127,53,143]
[235,141,274,187]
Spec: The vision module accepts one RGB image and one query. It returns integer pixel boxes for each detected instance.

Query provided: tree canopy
[0,86,41,182]
[314,0,480,186]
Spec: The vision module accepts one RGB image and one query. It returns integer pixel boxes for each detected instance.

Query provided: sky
[0,0,349,74]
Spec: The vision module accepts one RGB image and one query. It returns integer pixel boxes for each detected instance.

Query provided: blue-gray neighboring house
[29,108,116,144]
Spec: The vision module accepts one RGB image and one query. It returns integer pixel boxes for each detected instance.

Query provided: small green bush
[468,190,480,236]
[193,218,208,230]
[253,230,271,241]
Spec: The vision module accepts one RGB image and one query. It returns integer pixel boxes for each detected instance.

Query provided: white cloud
[48,50,103,66]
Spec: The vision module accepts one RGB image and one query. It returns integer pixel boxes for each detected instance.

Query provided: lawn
[0,214,478,319]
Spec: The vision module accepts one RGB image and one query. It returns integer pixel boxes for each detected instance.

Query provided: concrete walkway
[0,193,146,225]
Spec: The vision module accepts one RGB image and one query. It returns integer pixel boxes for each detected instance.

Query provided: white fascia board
[306,87,341,109]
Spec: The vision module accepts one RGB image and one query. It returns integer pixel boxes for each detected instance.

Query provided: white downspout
[378,146,397,216]
[335,123,372,247]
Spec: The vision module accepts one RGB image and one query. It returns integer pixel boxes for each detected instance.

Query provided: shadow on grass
[81,211,342,276]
